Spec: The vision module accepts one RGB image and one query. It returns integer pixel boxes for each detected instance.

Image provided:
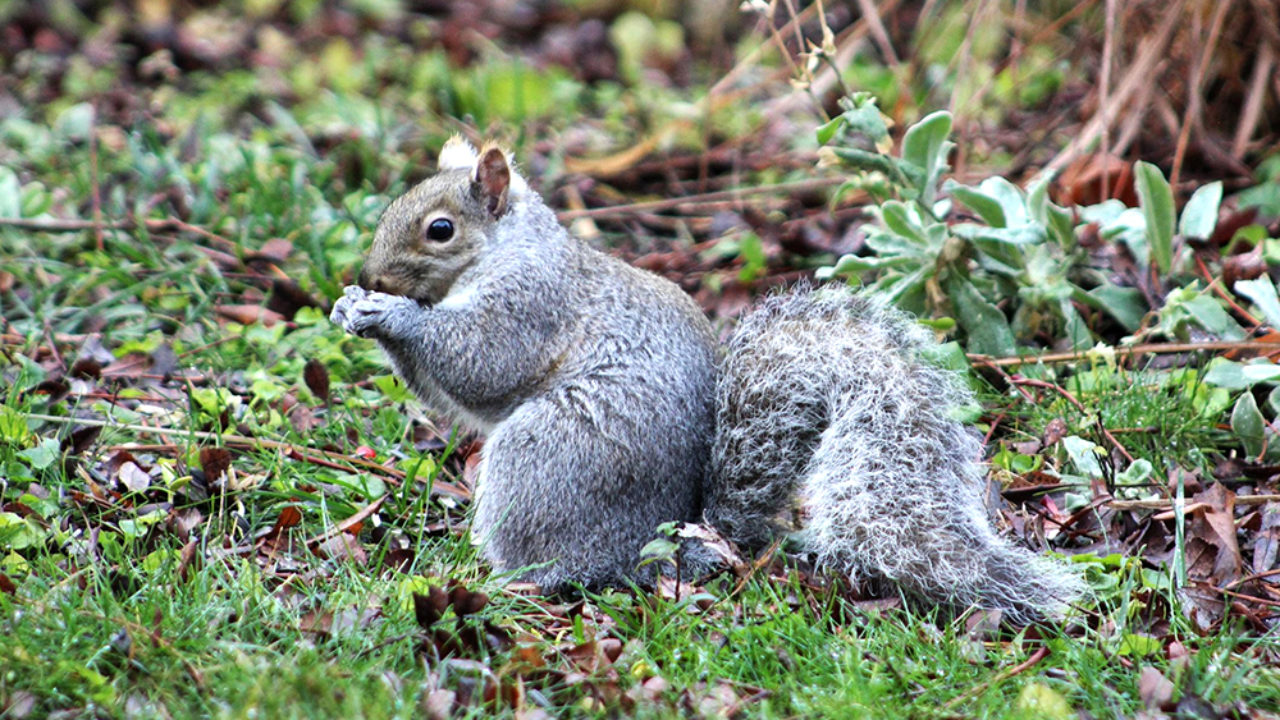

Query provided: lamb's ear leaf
[473,147,511,218]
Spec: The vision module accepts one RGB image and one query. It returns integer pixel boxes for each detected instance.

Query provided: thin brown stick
[0,216,237,251]
[943,646,1050,710]
[1232,40,1275,159]
[304,493,387,547]
[1223,567,1280,591]
[1195,255,1262,330]
[1217,587,1280,609]
[967,340,1280,368]
[1011,377,1134,463]
[1046,0,1186,174]
[1171,0,1232,190]
[555,177,845,221]
[1106,494,1280,511]
[19,411,470,499]
[853,0,899,66]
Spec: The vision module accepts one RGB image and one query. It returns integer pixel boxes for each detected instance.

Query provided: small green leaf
[1242,364,1280,383]
[1203,359,1251,390]
[1134,161,1176,274]
[944,275,1017,356]
[1062,436,1104,478]
[17,438,60,470]
[1016,684,1074,720]
[1116,634,1162,658]
[945,182,1006,227]
[0,406,33,445]
[1234,275,1280,329]
[0,167,21,217]
[1182,295,1246,340]
[900,111,953,205]
[1083,283,1146,332]
[879,201,927,244]
[1178,181,1222,240]
[1231,391,1266,457]
[837,94,891,144]
[815,116,844,146]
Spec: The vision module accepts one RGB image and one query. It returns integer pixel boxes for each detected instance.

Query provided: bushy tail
[705,287,1084,622]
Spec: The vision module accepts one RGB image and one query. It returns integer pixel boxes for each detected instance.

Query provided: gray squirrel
[330,137,1085,622]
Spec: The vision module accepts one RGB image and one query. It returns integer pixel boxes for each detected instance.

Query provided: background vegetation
[1,0,1279,717]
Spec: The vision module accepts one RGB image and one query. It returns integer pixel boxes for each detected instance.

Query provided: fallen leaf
[213,304,284,327]
[1138,666,1175,710]
[303,359,330,404]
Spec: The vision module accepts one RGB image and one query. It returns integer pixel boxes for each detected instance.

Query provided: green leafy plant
[815,95,1242,357]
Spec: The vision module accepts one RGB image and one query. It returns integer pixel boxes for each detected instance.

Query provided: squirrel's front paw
[333,288,423,340]
[329,285,369,331]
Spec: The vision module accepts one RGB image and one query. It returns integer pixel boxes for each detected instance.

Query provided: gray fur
[332,144,1083,619]
[707,288,1084,622]
[333,157,717,590]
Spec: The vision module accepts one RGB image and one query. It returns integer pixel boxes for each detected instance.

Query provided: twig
[943,646,1050,709]
[555,178,844,221]
[0,216,237,251]
[1217,587,1280,609]
[1105,494,1280,511]
[1045,0,1186,174]
[1222,567,1280,591]
[1170,0,1232,189]
[1010,377,1134,463]
[18,411,470,500]
[1195,256,1262,330]
[967,340,1280,368]
[1232,40,1274,159]
[304,493,387,547]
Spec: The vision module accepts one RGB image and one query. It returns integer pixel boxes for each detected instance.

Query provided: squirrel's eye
[425,218,454,242]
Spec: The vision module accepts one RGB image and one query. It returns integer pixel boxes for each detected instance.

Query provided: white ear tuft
[438,135,479,170]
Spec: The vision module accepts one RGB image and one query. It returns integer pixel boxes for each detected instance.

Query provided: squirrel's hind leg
[471,397,701,593]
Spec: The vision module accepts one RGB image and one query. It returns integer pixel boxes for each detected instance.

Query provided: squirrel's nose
[356,267,382,292]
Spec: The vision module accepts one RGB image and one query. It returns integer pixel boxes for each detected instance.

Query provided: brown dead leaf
[68,357,102,379]
[0,573,16,595]
[199,447,232,483]
[1054,153,1137,207]
[627,676,672,705]
[258,238,293,261]
[117,461,151,493]
[1042,417,1069,446]
[420,688,456,720]
[683,680,759,720]
[313,532,367,565]
[1185,484,1242,587]
[177,538,199,581]
[1139,666,1175,710]
[303,358,330,404]
[62,425,102,456]
[299,605,382,637]
[267,278,321,319]
[213,304,284,327]
[1224,242,1267,289]
[414,587,450,628]
[448,584,489,616]
[2,690,36,718]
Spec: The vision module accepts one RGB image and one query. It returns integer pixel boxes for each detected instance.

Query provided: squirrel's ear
[438,135,478,170]
[473,146,511,218]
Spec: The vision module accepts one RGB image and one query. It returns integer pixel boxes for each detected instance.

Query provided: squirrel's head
[358,137,526,304]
